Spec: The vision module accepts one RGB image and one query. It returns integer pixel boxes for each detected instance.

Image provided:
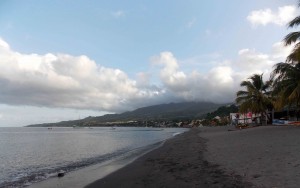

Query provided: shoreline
[27,140,166,188]
[85,128,252,188]
[28,126,300,188]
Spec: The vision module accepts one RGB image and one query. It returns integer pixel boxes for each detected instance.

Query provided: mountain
[26,102,226,127]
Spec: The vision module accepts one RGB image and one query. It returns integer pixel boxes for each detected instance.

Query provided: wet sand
[85,128,253,188]
[32,126,300,188]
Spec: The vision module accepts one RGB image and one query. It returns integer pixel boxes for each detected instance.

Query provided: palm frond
[284,32,300,45]
[250,74,263,90]
[236,73,271,114]
[236,90,249,97]
[288,16,300,28]
[286,45,300,64]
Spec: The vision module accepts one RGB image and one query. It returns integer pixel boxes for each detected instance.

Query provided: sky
[0,0,298,127]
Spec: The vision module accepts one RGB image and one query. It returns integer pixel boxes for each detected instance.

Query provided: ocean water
[0,127,187,188]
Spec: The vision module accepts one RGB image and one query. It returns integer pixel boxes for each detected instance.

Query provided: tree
[271,0,300,120]
[271,63,300,120]
[283,1,300,64]
[236,74,272,125]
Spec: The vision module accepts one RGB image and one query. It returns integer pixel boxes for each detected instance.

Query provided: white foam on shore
[172,132,182,136]
[27,129,189,188]
[28,141,164,188]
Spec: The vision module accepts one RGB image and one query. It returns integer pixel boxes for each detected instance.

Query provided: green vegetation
[236,2,300,122]
[271,63,300,113]
[236,74,272,125]
[26,102,224,127]
[201,104,238,126]
[206,104,238,120]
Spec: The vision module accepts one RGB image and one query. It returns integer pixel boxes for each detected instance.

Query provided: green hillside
[26,102,226,127]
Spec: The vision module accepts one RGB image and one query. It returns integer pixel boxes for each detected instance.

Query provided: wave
[0,142,163,188]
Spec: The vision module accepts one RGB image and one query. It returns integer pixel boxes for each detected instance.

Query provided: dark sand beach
[31,126,300,188]
[85,128,253,188]
[201,126,300,188]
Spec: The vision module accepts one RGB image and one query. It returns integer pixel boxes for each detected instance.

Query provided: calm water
[0,127,187,187]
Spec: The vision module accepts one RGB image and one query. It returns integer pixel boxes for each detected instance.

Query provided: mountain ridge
[26,101,228,127]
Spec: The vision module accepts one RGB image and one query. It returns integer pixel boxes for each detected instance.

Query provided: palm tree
[236,74,272,125]
[284,1,300,64]
[272,1,300,120]
[271,63,300,120]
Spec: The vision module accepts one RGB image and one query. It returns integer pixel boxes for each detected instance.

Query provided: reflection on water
[0,127,187,187]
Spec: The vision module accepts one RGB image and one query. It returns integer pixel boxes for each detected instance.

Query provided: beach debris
[57,170,65,177]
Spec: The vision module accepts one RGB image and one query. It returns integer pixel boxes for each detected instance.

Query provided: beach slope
[86,128,252,188]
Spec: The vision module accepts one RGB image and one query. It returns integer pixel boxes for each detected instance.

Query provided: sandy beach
[201,126,300,188]
[30,126,300,188]
[85,128,253,188]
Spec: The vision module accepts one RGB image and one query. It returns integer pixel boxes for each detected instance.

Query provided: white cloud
[0,37,10,49]
[232,41,293,80]
[247,5,297,26]
[236,48,273,72]
[150,52,237,103]
[271,41,295,60]
[0,38,293,117]
[149,42,292,103]
[0,38,163,112]
[151,52,189,92]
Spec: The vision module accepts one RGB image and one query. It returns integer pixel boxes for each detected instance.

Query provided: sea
[0,127,188,188]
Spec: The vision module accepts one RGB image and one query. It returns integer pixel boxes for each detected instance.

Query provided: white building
[230,112,260,125]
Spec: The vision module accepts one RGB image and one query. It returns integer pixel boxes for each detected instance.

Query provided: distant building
[230,112,260,125]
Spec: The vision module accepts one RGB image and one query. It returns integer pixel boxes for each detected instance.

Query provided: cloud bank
[0,38,292,113]
[247,5,297,26]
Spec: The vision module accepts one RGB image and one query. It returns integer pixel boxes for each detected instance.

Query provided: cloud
[111,10,126,18]
[236,49,273,72]
[151,52,188,92]
[0,38,164,112]
[0,38,293,114]
[232,41,293,80]
[150,52,237,103]
[0,38,10,49]
[271,41,295,60]
[247,5,297,26]
[148,41,292,103]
